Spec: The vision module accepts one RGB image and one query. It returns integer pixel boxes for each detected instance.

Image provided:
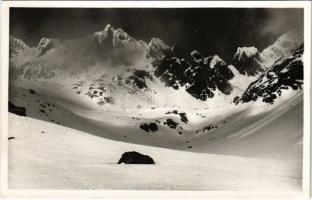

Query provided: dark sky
[10,8,303,62]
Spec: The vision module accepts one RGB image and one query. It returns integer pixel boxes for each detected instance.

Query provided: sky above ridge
[10,8,303,62]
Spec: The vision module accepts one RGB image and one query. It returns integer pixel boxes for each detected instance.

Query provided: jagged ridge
[152,47,235,101]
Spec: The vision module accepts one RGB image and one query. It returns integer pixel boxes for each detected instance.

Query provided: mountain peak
[147,37,169,59]
[149,37,168,48]
[36,38,57,56]
[233,46,264,76]
[104,23,113,31]
[190,50,203,62]
[93,24,136,50]
[234,47,259,59]
[210,55,226,69]
[9,36,29,58]
[93,24,114,49]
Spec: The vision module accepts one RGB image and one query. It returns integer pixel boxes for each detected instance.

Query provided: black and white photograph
[1,1,311,198]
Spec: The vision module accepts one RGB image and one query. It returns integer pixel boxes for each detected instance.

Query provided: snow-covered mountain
[10,25,303,107]
[235,45,303,104]
[9,24,304,135]
[9,25,152,80]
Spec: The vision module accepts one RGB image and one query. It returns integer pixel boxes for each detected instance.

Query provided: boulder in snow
[117,151,155,164]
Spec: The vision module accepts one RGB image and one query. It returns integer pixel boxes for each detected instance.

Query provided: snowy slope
[194,93,303,161]
[8,84,246,150]
[8,77,303,157]
[9,113,301,190]
[261,29,303,67]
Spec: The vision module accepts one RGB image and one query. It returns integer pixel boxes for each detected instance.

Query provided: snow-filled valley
[7,24,304,190]
[8,108,302,190]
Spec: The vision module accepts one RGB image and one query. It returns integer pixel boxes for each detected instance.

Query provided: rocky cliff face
[235,45,303,104]
[152,48,235,100]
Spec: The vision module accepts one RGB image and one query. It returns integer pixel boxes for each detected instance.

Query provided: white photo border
[0,1,311,199]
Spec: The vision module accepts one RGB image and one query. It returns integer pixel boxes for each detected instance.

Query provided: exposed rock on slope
[125,70,153,90]
[139,123,158,133]
[9,101,26,116]
[152,48,234,101]
[235,45,303,104]
[210,55,235,80]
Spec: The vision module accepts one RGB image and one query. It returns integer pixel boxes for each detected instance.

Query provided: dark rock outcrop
[117,151,155,164]
[125,70,153,89]
[164,118,179,129]
[152,48,234,101]
[178,113,188,124]
[140,122,158,132]
[165,110,188,124]
[8,102,26,116]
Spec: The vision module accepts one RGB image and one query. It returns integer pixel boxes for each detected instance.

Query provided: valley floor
[8,111,302,190]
